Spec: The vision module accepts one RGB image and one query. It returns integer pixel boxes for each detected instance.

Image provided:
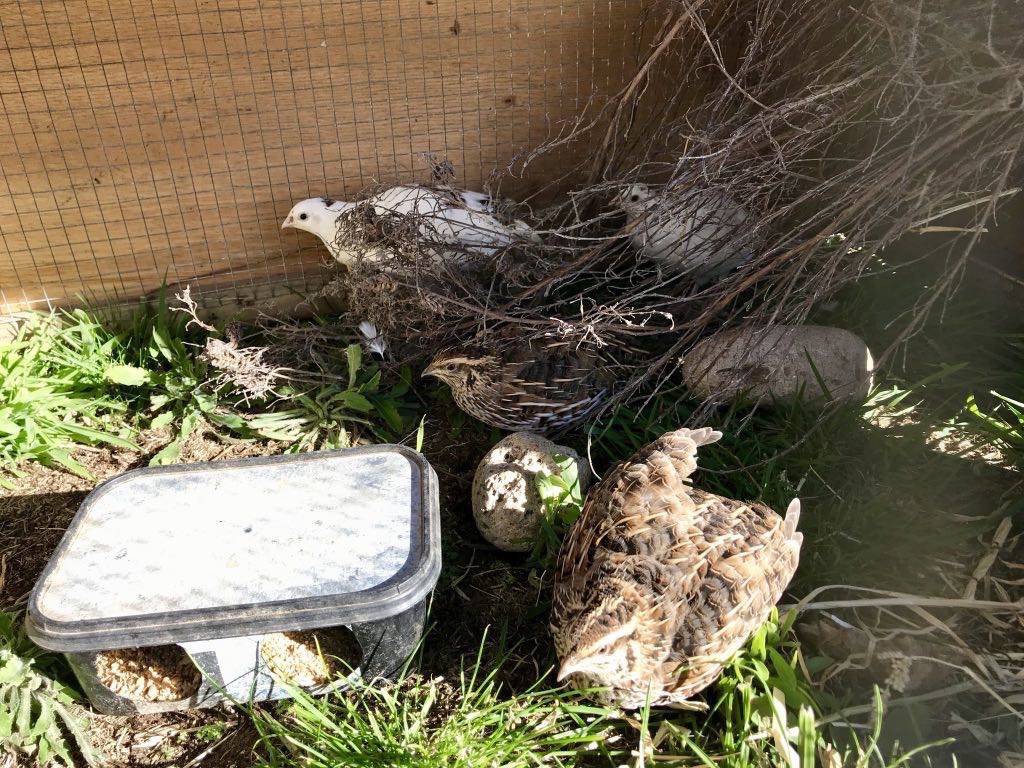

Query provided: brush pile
[237,0,1024,412]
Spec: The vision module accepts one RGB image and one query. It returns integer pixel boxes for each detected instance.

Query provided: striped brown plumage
[422,338,618,433]
[550,427,802,708]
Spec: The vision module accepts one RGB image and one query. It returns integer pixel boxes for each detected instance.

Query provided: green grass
[0,611,95,767]
[955,333,1024,469]
[3,256,1018,766]
[106,290,252,464]
[966,389,1023,465]
[253,640,622,768]
[530,454,586,570]
[0,297,423,481]
[111,298,422,455]
[250,615,945,768]
[0,311,137,486]
[633,609,949,767]
[243,345,420,451]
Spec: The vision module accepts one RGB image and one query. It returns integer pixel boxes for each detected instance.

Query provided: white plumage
[282,184,538,265]
[357,320,388,358]
[618,183,752,283]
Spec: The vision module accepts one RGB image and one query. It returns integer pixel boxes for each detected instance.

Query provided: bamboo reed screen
[0,0,651,314]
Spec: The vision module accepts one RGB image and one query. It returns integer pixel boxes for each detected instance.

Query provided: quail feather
[282,184,539,264]
[422,338,619,434]
[617,183,753,283]
[551,427,802,708]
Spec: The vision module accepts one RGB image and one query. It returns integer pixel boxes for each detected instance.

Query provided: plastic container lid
[27,445,440,652]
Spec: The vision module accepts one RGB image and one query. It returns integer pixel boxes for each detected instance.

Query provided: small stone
[471,432,591,552]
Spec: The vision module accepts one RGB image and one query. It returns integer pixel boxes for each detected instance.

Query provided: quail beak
[421,363,438,379]
[556,656,582,683]
[281,215,294,230]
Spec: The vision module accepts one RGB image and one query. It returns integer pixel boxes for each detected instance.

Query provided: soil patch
[85,706,263,767]
[412,410,560,689]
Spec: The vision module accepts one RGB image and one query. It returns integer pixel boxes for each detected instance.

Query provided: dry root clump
[201,335,286,401]
[95,645,201,702]
[260,628,362,688]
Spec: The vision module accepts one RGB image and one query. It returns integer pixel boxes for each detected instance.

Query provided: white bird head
[281,197,354,247]
[616,183,654,214]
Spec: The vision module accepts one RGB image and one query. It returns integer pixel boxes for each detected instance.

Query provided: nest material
[309,0,1022,408]
[318,197,560,343]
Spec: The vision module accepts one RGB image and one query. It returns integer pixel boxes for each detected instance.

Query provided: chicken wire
[0,0,655,314]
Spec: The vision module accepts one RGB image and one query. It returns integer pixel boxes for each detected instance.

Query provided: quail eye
[446,363,458,372]
[299,212,308,221]
[630,194,640,202]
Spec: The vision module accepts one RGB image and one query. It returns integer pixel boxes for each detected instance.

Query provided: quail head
[282,197,358,263]
[422,338,618,434]
[550,426,802,708]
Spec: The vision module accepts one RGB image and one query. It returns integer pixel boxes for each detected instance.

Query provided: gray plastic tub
[26,444,441,715]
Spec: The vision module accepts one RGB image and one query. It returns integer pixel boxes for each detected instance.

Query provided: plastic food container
[26,445,441,715]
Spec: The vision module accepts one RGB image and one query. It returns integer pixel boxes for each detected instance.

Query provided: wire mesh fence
[0,0,653,314]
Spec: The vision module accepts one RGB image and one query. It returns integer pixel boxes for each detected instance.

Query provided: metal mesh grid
[0,0,648,313]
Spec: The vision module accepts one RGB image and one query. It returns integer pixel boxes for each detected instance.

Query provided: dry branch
[303,0,1023,410]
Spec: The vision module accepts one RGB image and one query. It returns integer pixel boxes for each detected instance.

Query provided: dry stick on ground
[172,286,216,334]
[786,587,1024,614]
[785,579,1024,739]
[964,517,1015,601]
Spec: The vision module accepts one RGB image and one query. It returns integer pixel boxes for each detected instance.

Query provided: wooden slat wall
[0,0,651,313]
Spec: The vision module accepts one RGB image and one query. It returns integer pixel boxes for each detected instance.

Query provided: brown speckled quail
[550,427,802,709]
[422,338,618,433]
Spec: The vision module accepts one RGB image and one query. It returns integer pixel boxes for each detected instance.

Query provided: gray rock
[471,432,591,552]
[681,324,874,406]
